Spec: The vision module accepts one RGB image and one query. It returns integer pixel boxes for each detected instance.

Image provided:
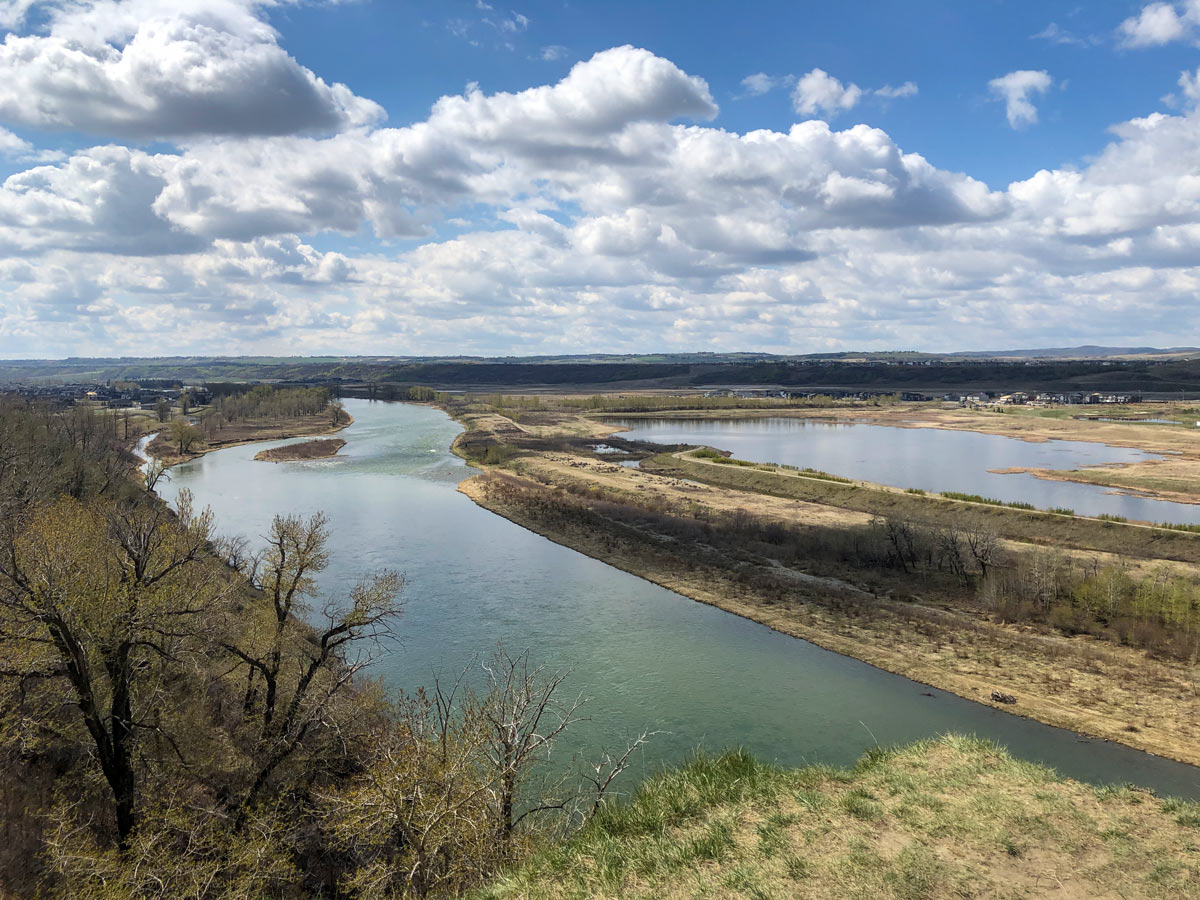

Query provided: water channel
[609,416,1200,525]
[158,400,1200,798]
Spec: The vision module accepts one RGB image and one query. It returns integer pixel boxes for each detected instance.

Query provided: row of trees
[212,385,333,423]
[0,399,632,898]
[981,553,1200,656]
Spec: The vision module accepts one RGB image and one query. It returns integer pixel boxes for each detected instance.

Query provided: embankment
[459,469,1200,767]
[472,735,1200,900]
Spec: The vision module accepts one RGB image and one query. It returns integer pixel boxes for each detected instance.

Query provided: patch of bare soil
[254,438,346,462]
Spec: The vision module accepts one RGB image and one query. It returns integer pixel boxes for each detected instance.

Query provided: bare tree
[0,493,219,847]
[220,512,403,825]
[477,647,585,844]
[964,525,999,578]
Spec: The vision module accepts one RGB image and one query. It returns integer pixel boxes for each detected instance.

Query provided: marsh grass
[472,736,1200,900]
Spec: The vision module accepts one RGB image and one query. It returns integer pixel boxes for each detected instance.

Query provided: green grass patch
[471,736,1200,900]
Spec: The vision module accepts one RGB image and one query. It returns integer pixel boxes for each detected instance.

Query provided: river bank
[439,396,1200,767]
[458,469,1200,767]
[473,735,1200,899]
[606,403,1200,506]
[145,409,354,468]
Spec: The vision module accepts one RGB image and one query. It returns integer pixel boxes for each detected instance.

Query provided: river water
[609,416,1200,525]
[159,400,1200,798]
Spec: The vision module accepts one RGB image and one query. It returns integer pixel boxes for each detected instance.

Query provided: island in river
[442,394,1200,768]
[254,437,346,462]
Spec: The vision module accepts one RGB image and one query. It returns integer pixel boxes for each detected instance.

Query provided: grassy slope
[475,736,1200,900]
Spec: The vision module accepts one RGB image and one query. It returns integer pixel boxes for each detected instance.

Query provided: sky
[0,1,1199,358]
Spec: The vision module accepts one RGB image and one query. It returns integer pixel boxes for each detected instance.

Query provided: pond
[158,400,1200,798]
[608,417,1200,524]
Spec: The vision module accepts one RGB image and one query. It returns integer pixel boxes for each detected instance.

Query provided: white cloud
[540,44,568,61]
[988,70,1053,129]
[6,45,1200,356]
[792,69,862,117]
[1117,1,1200,46]
[1179,66,1200,105]
[0,125,30,155]
[752,69,915,109]
[874,81,918,100]
[0,0,37,29]
[1032,22,1092,46]
[0,0,383,140]
[739,72,793,97]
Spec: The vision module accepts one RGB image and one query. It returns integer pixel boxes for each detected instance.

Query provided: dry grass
[473,735,1200,900]
[644,451,1200,562]
[147,409,352,467]
[446,398,1200,766]
[460,470,1200,767]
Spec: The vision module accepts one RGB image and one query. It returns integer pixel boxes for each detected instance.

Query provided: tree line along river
[158,399,1200,798]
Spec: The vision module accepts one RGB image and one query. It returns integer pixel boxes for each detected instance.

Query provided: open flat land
[448,398,1200,766]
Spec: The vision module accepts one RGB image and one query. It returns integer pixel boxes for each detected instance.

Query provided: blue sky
[0,0,1198,356]
[269,1,1193,187]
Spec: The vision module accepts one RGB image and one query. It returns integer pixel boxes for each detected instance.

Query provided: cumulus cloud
[748,69,916,110]
[792,68,862,116]
[0,0,37,29]
[0,0,383,140]
[1118,1,1192,46]
[5,44,1200,356]
[1178,66,1200,105]
[989,70,1053,128]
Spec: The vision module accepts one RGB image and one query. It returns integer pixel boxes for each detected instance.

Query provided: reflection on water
[159,400,1200,798]
[609,417,1200,524]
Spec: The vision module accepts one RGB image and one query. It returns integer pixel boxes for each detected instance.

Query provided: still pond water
[161,400,1200,798]
[609,417,1200,525]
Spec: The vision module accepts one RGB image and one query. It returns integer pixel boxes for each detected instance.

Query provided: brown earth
[146,409,353,468]
[254,438,346,462]
[440,398,1200,767]
[460,469,1200,767]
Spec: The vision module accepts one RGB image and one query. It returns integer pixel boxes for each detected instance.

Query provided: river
[609,416,1200,524]
[158,400,1200,798]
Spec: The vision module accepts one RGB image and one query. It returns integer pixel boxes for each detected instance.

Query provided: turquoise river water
[159,400,1200,798]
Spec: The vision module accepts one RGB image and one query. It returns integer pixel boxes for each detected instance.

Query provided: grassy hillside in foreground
[474,736,1200,900]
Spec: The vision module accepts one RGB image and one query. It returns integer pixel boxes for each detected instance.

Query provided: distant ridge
[946,346,1200,360]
